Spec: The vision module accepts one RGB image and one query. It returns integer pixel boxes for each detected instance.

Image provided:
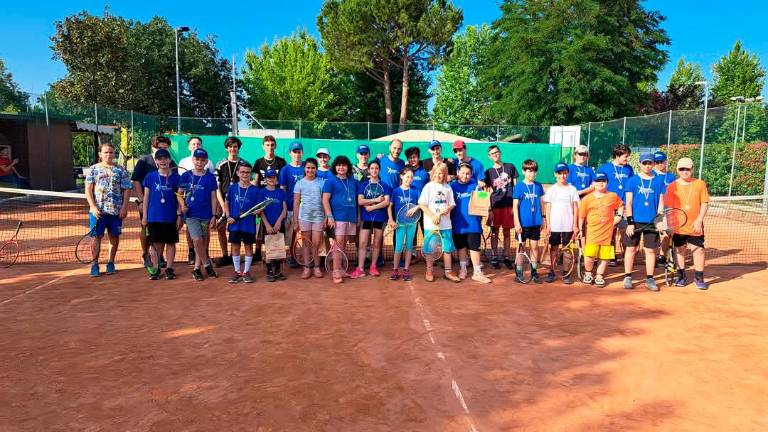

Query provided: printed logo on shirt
[614,172,629,180]
[637,186,656,195]
[456,191,472,199]
[576,171,590,179]
[523,191,539,200]
[386,166,399,175]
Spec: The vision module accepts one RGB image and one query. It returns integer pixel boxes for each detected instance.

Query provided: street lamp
[175,26,190,133]
[695,81,709,179]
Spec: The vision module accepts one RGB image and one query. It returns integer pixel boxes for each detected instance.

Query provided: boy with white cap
[567,145,596,196]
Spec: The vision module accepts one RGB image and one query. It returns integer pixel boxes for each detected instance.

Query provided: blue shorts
[422,229,456,254]
[89,213,122,237]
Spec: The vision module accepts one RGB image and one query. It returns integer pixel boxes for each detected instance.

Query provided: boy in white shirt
[543,163,580,284]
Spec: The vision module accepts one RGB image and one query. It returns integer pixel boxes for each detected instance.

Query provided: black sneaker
[242,272,254,283]
[287,257,299,269]
[165,268,176,280]
[608,259,617,267]
[503,258,513,269]
[545,271,555,283]
[192,268,204,281]
[159,256,167,268]
[276,272,287,281]
[228,272,241,284]
[149,272,160,281]
[188,249,196,266]
[216,255,232,267]
[531,272,542,284]
[656,256,666,268]
[266,273,276,282]
[490,257,500,269]
[563,275,573,285]
[205,264,218,278]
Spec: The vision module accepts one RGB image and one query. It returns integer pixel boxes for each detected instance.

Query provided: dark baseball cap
[154,148,171,159]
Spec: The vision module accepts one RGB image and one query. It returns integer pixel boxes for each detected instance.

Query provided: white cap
[574,145,589,154]
[316,147,330,156]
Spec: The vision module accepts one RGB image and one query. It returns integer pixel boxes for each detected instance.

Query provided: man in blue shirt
[451,140,485,187]
[377,139,405,190]
[280,141,305,268]
[567,145,596,197]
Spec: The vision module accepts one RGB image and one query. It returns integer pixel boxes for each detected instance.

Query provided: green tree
[241,30,338,121]
[51,11,232,125]
[711,41,766,104]
[0,59,29,113]
[433,24,492,128]
[480,0,670,125]
[667,58,705,110]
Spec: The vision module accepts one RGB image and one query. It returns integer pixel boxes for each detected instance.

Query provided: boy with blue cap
[422,140,456,179]
[653,151,676,187]
[141,148,182,280]
[543,162,580,283]
[352,144,370,182]
[257,168,288,282]
[280,141,305,268]
[622,152,666,291]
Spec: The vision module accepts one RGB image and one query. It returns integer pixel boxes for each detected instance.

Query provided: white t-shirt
[418,181,455,230]
[543,183,580,232]
[179,155,215,174]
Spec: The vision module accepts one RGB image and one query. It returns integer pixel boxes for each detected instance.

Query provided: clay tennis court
[2,259,767,431]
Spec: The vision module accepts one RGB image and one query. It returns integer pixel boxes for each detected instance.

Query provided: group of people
[83,135,710,290]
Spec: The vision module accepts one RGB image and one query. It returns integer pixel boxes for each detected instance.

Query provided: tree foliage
[480,0,670,125]
[711,40,766,104]
[0,59,29,113]
[432,24,492,128]
[241,30,338,121]
[50,10,232,123]
[639,58,705,114]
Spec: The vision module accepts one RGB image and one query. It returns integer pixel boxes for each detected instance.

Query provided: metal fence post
[130,110,134,162]
[299,119,302,139]
[728,104,742,196]
[44,94,53,190]
[367,122,370,141]
[666,110,672,154]
[622,117,626,145]
[586,122,591,152]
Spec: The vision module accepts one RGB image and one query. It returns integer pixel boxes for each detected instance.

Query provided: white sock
[233,255,241,273]
[460,260,468,271]
[244,256,253,273]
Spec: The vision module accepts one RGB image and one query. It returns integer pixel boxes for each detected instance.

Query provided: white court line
[1,270,77,305]
[408,284,480,432]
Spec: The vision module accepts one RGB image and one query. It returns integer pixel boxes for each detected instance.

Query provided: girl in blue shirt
[387,168,421,281]
[322,155,359,283]
[350,160,391,279]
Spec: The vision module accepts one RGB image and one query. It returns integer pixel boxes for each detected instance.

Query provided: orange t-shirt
[663,179,709,235]
[579,191,623,245]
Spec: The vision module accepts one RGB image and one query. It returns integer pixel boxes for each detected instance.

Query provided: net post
[367,121,370,141]
[44,94,53,190]
[666,110,672,154]
[621,117,626,145]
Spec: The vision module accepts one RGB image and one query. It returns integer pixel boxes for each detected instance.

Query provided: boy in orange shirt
[578,172,624,287]
[663,157,710,290]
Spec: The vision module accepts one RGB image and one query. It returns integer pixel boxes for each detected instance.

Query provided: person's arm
[624,191,635,236]
[132,180,144,209]
[274,201,288,234]
[693,202,708,235]
[85,179,100,219]
[322,192,335,228]
[572,201,580,236]
[293,192,301,230]
[513,199,522,233]
[543,199,551,238]
[119,188,131,220]
[539,194,547,233]
[141,187,150,226]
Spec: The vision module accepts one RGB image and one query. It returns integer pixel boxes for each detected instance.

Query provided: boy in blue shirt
[257,169,288,282]
[512,159,547,283]
[280,141,305,268]
[225,162,260,284]
[141,149,181,280]
[567,145,596,197]
[178,148,218,281]
[450,163,491,283]
[623,153,667,292]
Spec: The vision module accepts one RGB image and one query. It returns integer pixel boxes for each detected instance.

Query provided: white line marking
[1,270,77,305]
[436,352,445,360]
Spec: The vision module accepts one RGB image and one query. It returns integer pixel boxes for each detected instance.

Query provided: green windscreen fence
[169,135,570,183]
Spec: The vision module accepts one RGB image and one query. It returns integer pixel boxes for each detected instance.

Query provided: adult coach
[253,135,287,187]
[483,144,518,269]
[451,140,485,186]
[567,145,596,196]
[132,135,177,267]
[214,136,249,267]
[377,139,405,191]
[663,157,710,290]
[422,140,455,180]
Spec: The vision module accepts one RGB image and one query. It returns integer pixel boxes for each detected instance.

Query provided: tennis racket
[75,226,97,264]
[362,182,385,221]
[0,221,22,268]
[291,230,314,267]
[555,237,583,280]
[216,198,277,226]
[421,229,444,261]
[144,225,160,276]
[515,233,533,283]
[324,227,349,276]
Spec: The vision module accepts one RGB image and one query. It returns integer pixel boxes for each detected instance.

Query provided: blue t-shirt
[278,163,304,211]
[626,174,666,224]
[567,164,596,191]
[358,179,391,223]
[256,187,286,226]
[227,183,259,233]
[512,181,545,227]
[411,166,429,191]
[655,170,676,188]
[453,157,485,182]
[322,175,358,223]
[597,162,634,200]
[377,156,405,190]
[179,170,217,220]
[450,180,482,234]
[391,186,420,220]
[142,170,180,223]
[316,169,332,182]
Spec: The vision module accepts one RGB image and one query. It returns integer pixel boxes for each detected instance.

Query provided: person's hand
[541,226,549,238]
[141,216,148,227]
[406,207,418,217]
[693,219,704,235]
[209,216,216,228]
[119,206,129,220]
[388,219,397,230]
[89,205,101,219]
[613,215,622,226]
[326,218,336,229]
[626,225,635,237]
[515,225,522,234]
[431,214,440,226]
[12,158,19,164]
[293,220,300,231]
[478,180,487,189]
[255,208,263,215]
[365,204,376,212]
[176,216,183,231]
[227,217,235,225]
[181,204,188,214]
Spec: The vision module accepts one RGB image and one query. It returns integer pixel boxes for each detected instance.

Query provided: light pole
[175,26,190,133]
[727,96,745,196]
[695,81,709,179]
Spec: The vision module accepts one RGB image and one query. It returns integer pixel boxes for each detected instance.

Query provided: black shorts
[520,226,541,242]
[623,226,660,249]
[361,221,385,230]
[257,223,285,239]
[548,231,573,247]
[672,234,704,248]
[147,222,179,244]
[229,230,256,245]
[452,232,481,251]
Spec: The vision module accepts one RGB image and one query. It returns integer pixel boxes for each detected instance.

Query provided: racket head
[291,233,314,267]
[557,248,577,278]
[516,250,533,283]
[144,226,160,275]
[364,182,385,199]
[662,208,688,235]
[75,232,96,264]
[396,203,421,226]
[422,230,443,260]
[241,198,277,219]
[324,246,349,275]
[0,241,20,268]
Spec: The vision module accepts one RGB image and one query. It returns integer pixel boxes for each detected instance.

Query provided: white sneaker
[471,272,491,283]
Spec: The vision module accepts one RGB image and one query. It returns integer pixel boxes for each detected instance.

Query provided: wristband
[626,216,634,225]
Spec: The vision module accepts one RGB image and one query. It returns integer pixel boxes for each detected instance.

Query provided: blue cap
[357,144,370,154]
[154,148,171,159]
[594,172,608,182]
[554,162,569,173]
[653,151,667,162]
[192,148,208,159]
[264,168,277,177]
[289,141,303,152]
[640,152,655,163]
[429,139,441,149]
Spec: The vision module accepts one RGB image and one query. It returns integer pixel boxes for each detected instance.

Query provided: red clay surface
[1,263,767,431]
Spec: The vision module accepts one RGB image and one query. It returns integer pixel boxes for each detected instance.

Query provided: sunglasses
[358,152,369,156]
[576,152,588,156]
[453,148,465,153]
[678,167,692,172]
[291,149,302,153]
[317,154,329,158]
[641,161,654,165]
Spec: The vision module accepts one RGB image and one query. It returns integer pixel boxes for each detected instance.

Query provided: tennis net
[1,187,767,266]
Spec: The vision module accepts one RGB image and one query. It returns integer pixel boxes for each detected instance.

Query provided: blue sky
[1,0,766,100]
